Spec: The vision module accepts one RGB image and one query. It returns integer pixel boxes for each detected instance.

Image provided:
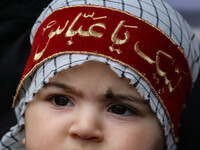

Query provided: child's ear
[22,138,26,145]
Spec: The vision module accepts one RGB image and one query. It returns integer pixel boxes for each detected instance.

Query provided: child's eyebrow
[43,82,78,93]
[43,82,66,89]
[42,82,85,97]
[105,89,148,105]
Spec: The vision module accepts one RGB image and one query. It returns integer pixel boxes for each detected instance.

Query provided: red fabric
[20,5,192,136]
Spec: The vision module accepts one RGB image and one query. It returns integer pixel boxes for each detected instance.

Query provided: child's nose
[68,108,104,142]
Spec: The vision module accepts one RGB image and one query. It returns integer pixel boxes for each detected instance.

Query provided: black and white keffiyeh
[1,0,200,150]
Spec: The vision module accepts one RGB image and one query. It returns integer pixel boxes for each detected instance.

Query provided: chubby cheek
[104,117,164,150]
[24,102,68,150]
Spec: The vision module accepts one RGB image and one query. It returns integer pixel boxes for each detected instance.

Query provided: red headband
[15,5,192,136]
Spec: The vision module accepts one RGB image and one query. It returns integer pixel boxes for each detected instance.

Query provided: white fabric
[1,0,200,150]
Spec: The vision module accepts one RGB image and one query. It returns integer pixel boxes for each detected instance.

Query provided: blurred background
[166,0,200,42]
[0,0,199,150]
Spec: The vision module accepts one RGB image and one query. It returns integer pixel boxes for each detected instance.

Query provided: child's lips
[72,148,95,150]
[72,149,90,150]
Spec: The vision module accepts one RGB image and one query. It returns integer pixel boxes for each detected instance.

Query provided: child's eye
[108,104,138,116]
[48,95,74,107]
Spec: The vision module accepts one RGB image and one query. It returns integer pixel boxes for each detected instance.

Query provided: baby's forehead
[48,60,134,91]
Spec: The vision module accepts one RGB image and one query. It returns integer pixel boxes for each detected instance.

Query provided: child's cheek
[24,101,66,149]
[102,115,164,150]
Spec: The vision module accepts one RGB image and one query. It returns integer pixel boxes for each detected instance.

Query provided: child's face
[25,61,165,150]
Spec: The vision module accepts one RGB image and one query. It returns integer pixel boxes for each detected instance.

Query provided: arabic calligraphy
[65,12,106,38]
[34,20,69,61]
[34,11,138,61]
[83,12,107,20]
[134,41,184,93]
[34,12,107,61]
[109,20,138,54]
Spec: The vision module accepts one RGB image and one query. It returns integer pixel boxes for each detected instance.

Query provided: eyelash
[47,95,74,107]
[46,95,139,116]
[108,103,139,116]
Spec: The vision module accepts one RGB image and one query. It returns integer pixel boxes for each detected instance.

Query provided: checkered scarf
[1,0,200,150]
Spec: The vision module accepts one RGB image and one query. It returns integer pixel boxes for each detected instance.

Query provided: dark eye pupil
[110,105,126,114]
[54,96,69,106]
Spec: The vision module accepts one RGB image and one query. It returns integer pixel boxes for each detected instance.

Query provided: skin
[24,61,165,150]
